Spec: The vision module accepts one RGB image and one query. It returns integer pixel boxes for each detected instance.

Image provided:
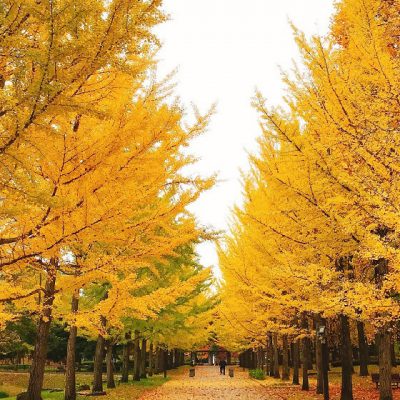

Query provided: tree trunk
[174,349,177,367]
[273,333,280,378]
[155,347,160,373]
[140,338,147,378]
[25,267,57,400]
[251,350,256,369]
[322,340,330,400]
[92,333,105,393]
[340,314,353,400]
[378,326,392,400]
[316,321,323,394]
[121,333,131,383]
[133,331,141,381]
[282,335,290,380]
[106,342,115,388]
[301,314,310,391]
[357,321,369,377]
[163,350,167,378]
[302,336,310,391]
[332,345,339,366]
[180,350,184,366]
[306,337,313,370]
[64,291,79,400]
[268,333,274,376]
[293,338,300,385]
[391,341,396,368]
[149,342,154,377]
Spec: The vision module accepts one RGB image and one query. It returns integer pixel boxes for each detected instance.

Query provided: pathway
[138,366,282,399]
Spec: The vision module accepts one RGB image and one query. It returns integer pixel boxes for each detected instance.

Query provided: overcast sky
[155,0,335,276]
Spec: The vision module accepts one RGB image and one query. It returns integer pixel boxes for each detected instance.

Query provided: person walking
[219,359,227,375]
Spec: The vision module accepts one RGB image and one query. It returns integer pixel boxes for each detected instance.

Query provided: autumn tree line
[218,1,400,400]
[0,1,217,400]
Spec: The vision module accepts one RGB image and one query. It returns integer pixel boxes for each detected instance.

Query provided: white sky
[155,0,335,276]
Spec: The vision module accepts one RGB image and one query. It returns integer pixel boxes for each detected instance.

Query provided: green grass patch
[0,391,87,400]
[0,391,64,400]
[249,369,266,380]
[0,392,9,399]
[122,375,170,388]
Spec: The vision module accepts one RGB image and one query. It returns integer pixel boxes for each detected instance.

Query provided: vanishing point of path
[139,366,281,400]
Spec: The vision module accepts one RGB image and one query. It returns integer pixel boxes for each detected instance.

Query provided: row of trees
[218,0,400,399]
[0,1,215,400]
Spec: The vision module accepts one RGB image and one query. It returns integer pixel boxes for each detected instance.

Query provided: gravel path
[139,366,282,399]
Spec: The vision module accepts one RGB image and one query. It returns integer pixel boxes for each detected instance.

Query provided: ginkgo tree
[219,1,400,400]
[0,1,217,400]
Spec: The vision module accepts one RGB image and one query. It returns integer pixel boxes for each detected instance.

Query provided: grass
[249,369,266,380]
[123,376,170,387]
[0,371,170,400]
[0,390,67,400]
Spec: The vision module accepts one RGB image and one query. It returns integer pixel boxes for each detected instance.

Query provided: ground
[138,365,400,400]
[139,366,270,399]
[1,365,400,400]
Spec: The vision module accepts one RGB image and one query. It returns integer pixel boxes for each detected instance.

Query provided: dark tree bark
[340,315,353,400]
[302,336,310,391]
[282,335,290,380]
[357,321,369,377]
[149,342,154,377]
[133,330,141,381]
[163,350,167,378]
[25,266,57,400]
[140,338,147,378]
[273,333,280,378]
[322,339,330,400]
[301,315,310,391]
[391,341,396,368]
[378,326,392,400]
[106,342,115,388]
[155,347,160,373]
[373,258,391,399]
[121,333,131,383]
[292,338,300,385]
[92,333,106,393]
[316,330,323,394]
[332,346,339,366]
[260,348,265,370]
[306,337,313,371]
[64,291,79,400]
[268,333,274,377]
[315,316,324,394]
[173,348,179,368]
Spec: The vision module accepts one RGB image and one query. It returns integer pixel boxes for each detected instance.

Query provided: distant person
[219,359,227,375]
